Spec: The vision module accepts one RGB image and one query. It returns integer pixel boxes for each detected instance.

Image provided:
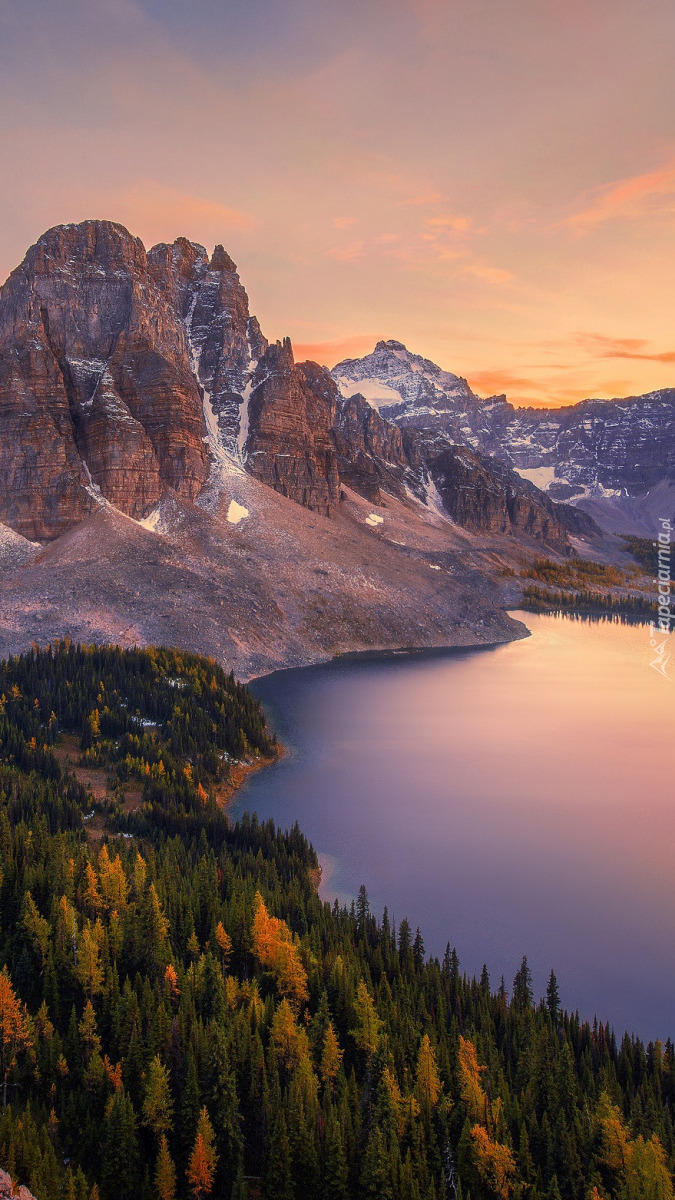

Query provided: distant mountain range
[0,221,667,671]
[333,340,674,535]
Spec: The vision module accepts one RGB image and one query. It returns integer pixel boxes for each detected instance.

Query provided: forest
[0,642,673,1200]
[518,556,656,620]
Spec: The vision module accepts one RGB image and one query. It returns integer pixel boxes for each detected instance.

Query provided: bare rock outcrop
[0,1168,37,1200]
[429,445,572,550]
[245,341,341,514]
[0,220,589,551]
[0,221,207,539]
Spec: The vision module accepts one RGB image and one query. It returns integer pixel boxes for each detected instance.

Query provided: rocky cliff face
[333,341,675,511]
[0,222,208,539]
[244,341,341,514]
[148,237,267,459]
[0,221,592,550]
[428,445,581,550]
[332,383,425,503]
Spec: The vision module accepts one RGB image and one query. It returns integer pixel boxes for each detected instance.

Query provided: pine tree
[143,1055,174,1140]
[546,971,560,1022]
[323,1107,349,1200]
[264,1112,294,1200]
[512,957,533,1012]
[360,1126,393,1200]
[101,1087,140,1200]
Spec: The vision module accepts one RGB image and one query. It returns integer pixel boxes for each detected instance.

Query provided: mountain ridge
[0,220,653,675]
[0,220,588,550]
[332,340,674,533]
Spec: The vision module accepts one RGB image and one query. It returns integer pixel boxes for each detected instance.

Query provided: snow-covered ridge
[332,340,675,508]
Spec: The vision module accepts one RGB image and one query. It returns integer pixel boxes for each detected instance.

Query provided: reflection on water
[231,614,675,1042]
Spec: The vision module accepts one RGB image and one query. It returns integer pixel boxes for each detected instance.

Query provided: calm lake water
[231,614,675,1043]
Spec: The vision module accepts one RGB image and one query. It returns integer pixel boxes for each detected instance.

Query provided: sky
[1,0,674,406]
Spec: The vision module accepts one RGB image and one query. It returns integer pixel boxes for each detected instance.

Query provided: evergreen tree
[101,1087,140,1200]
[265,1112,294,1200]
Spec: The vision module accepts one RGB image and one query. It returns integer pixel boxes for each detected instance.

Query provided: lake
[231,613,675,1043]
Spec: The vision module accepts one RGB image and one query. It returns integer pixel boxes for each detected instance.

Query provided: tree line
[0,643,673,1200]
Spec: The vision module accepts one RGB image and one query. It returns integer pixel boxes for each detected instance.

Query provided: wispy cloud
[468,369,548,400]
[564,161,675,230]
[576,332,675,363]
[332,216,357,229]
[426,214,472,232]
[293,334,379,365]
[112,180,254,242]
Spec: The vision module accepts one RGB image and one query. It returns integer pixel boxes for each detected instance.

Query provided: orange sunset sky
[1,0,674,406]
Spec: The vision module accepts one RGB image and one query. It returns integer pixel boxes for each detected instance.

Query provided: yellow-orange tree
[0,968,32,1109]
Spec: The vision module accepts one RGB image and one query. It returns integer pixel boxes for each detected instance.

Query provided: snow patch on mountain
[513,466,558,491]
[335,375,404,409]
[227,500,249,524]
[236,363,257,460]
[138,508,161,532]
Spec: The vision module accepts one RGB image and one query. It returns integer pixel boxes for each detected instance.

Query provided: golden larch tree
[154,1134,176,1200]
[458,1036,488,1125]
[351,980,383,1060]
[320,1022,343,1090]
[187,1107,217,1199]
[414,1033,442,1113]
[0,967,33,1108]
[470,1124,516,1200]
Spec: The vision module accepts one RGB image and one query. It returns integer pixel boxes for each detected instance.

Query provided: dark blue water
[231,614,675,1042]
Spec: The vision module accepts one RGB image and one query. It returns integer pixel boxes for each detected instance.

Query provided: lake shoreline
[246,629,528,687]
[227,613,675,1042]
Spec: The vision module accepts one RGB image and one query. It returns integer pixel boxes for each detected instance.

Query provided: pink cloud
[564,161,675,230]
[467,367,631,409]
[110,180,254,245]
[575,332,675,363]
[426,214,472,232]
[293,334,380,365]
[332,217,357,229]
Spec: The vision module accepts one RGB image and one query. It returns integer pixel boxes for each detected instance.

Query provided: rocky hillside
[0,1169,36,1200]
[0,221,585,552]
[333,341,675,531]
[2,221,639,674]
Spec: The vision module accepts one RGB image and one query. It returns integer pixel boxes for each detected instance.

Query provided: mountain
[0,221,636,673]
[0,221,587,547]
[333,340,675,533]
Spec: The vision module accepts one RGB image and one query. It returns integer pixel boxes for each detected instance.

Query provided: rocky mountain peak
[257,336,295,375]
[26,219,146,276]
[332,342,675,531]
[209,243,237,273]
[0,220,606,548]
[0,220,210,538]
